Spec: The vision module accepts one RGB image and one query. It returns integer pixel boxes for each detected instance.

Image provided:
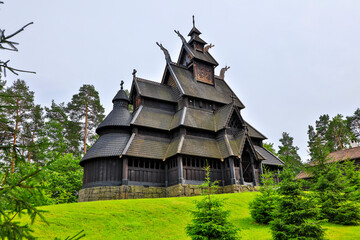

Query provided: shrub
[249,170,278,224]
[270,168,324,240]
[186,163,240,240]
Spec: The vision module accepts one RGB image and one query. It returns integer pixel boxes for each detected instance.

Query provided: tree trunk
[84,102,88,154]
[28,131,35,162]
[11,98,19,173]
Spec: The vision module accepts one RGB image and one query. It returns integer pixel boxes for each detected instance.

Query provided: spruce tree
[270,168,324,240]
[67,85,104,153]
[249,170,278,224]
[309,136,360,225]
[186,164,239,240]
[278,132,302,174]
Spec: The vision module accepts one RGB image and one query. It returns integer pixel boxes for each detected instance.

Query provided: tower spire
[192,15,195,28]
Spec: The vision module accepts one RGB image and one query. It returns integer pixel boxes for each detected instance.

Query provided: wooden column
[165,161,168,187]
[239,157,245,185]
[250,154,257,186]
[228,157,236,185]
[220,161,225,187]
[122,157,128,185]
[177,155,184,184]
[258,161,264,185]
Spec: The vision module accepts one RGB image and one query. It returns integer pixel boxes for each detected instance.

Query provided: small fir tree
[278,132,302,174]
[310,137,360,225]
[249,170,278,224]
[270,168,324,240]
[0,147,47,239]
[186,163,239,240]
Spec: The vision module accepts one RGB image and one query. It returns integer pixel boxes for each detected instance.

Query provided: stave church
[78,18,284,201]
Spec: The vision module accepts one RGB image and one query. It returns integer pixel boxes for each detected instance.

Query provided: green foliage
[343,160,360,201]
[309,137,360,225]
[0,151,47,239]
[263,142,277,156]
[278,132,302,174]
[67,84,105,153]
[308,113,356,160]
[249,170,278,224]
[347,108,360,142]
[270,168,325,240]
[186,164,240,240]
[45,100,82,155]
[40,153,83,204]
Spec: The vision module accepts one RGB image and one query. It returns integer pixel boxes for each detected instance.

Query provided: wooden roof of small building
[295,146,360,180]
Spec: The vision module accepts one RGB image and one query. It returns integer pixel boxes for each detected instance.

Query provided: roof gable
[130,77,178,103]
[169,63,244,108]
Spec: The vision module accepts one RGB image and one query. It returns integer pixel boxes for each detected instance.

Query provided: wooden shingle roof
[96,107,131,133]
[169,64,245,108]
[254,145,285,166]
[327,146,360,163]
[132,106,174,131]
[80,133,130,165]
[125,134,170,160]
[134,77,178,102]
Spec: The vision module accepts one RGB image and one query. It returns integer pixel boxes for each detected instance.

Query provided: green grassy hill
[20,192,360,240]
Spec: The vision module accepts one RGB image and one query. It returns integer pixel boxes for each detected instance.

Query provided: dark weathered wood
[127,158,165,185]
[82,158,122,188]
[228,158,236,185]
[250,152,257,186]
[239,158,245,185]
[178,155,184,184]
[122,157,128,185]
[165,161,168,187]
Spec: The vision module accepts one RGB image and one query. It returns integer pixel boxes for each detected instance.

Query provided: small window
[189,98,194,107]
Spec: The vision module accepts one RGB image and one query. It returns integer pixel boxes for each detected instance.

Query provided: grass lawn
[18,192,360,240]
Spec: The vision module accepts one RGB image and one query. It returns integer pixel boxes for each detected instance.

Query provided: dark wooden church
[79,19,284,201]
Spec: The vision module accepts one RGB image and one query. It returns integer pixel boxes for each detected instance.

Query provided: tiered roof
[81,20,284,169]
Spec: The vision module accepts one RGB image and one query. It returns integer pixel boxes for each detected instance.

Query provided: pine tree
[278,132,302,174]
[22,104,44,163]
[45,100,82,155]
[348,108,360,142]
[67,85,104,153]
[4,79,34,172]
[308,113,356,160]
[326,114,353,151]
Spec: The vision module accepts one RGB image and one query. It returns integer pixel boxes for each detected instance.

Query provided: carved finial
[156,42,172,63]
[174,30,187,45]
[220,65,230,79]
[192,15,195,28]
[204,43,214,53]
[132,69,137,79]
[120,80,124,90]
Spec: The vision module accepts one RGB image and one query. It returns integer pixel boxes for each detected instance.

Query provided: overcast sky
[1,1,360,161]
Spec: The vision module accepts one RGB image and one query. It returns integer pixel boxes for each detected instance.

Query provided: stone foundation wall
[79,184,258,202]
